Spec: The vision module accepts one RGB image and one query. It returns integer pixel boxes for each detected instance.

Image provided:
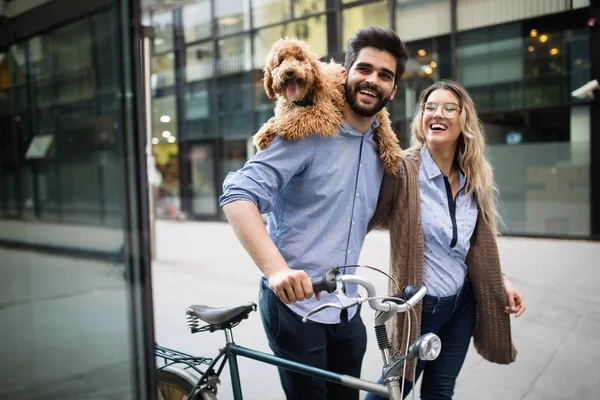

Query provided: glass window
[294,0,326,18]
[189,143,217,215]
[342,2,389,48]
[183,0,212,43]
[218,73,253,137]
[456,23,590,113]
[221,140,247,185]
[152,9,174,53]
[215,0,250,36]
[253,16,328,69]
[186,41,215,81]
[151,53,175,88]
[393,36,451,121]
[485,106,589,236]
[152,94,178,145]
[217,35,251,74]
[252,0,291,28]
[0,3,152,397]
[185,80,217,138]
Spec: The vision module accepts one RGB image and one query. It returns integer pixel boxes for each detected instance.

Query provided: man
[219,27,408,400]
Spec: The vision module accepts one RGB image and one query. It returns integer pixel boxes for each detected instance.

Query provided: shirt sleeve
[219,135,314,213]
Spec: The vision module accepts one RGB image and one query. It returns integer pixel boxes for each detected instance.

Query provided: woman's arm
[367,172,400,232]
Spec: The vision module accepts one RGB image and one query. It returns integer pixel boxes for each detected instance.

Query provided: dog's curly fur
[252,38,402,175]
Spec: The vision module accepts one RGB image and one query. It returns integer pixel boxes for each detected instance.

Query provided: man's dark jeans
[365,279,476,400]
[258,278,367,400]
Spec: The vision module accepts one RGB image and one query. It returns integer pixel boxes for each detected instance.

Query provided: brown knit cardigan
[368,150,517,380]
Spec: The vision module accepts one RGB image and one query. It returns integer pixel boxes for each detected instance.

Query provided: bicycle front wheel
[157,370,195,400]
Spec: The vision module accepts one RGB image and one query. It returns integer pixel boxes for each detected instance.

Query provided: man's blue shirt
[220,119,383,323]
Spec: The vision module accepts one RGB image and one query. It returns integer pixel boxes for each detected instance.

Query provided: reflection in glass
[294,0,326,18]
[215,0,250,36]
[151,53,175,89]
[342,2,388,48]
[152,9,174,53]
[0,4,144,398]
[190,144,217,215]
[218,35,251,74]
[183,0,212,43]
[253,16,327,69]
[186,42,214,81]
[252,0,291,28]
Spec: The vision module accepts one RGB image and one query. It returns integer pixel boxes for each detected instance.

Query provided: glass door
[0,1,155,399]
[188,141,219,217]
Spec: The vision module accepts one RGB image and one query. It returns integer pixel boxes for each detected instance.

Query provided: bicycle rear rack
[155,344,213,375]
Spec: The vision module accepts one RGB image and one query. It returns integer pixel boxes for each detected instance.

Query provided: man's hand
[503,275,526,318]
[268,268,317,304]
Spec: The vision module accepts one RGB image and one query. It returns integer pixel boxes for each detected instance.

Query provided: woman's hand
[503,275,526,317]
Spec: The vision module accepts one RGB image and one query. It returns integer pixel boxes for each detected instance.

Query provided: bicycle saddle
[186,302,257,325]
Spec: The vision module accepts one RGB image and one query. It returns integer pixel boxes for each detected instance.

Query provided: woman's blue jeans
[365,279,476,400]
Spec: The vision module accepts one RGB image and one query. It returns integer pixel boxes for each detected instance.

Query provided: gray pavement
[153,220,600,400]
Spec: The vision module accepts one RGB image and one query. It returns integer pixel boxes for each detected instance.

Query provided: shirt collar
[420,146,467,189]
[340,117,379,137]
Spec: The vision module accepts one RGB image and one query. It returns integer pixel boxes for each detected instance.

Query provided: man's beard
[345,80,390,118]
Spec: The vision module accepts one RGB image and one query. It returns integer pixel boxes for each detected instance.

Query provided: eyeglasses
[422,102,460,118]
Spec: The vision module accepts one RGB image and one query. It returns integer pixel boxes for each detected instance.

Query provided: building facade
[142,0,600,239]
[2,0,600,240]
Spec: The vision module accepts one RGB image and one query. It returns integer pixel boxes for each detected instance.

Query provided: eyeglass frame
[421,102,461,118]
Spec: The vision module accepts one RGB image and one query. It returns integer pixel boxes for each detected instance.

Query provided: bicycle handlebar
[309,267,427,317]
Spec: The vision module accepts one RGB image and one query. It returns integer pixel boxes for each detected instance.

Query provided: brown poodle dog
[253,38,401,175]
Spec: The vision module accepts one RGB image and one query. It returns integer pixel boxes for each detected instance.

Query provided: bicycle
[155,266,442,400]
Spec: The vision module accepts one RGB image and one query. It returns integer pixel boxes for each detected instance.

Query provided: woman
[365,80,526,400]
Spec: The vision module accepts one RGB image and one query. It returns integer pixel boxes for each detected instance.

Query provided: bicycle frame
[156,271,436,400]
[158,325,391,400]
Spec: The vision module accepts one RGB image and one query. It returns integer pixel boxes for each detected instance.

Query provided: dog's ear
[263,64,275,99]
[310,55,326,93]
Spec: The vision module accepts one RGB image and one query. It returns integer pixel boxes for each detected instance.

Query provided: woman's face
[421,89,462,148]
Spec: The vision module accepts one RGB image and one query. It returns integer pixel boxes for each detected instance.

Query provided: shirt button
[352,220,355,225]
[355,192,359,197]
[347,250,351,254]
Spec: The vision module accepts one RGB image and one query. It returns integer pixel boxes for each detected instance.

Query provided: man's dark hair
[344,26,409,85]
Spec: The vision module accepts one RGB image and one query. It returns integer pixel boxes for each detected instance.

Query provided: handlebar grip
[311,268,338,294]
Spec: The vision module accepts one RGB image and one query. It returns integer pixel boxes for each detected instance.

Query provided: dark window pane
[185,80,216,138]
[218,73,252,137]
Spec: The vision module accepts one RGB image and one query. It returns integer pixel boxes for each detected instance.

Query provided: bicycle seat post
[224,327,235,345]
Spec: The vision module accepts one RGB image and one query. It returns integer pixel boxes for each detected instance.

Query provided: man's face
[345,47,398,118]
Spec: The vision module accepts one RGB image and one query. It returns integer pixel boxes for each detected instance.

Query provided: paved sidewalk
[153,220,600,400]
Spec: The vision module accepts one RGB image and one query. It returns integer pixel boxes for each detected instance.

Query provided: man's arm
[220,136,317,304]
[222,200,315,303]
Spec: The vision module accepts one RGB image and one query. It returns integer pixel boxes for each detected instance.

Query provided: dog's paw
[252,118,278,149]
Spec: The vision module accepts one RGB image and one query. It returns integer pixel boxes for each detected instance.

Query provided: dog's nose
[286,69,295,77]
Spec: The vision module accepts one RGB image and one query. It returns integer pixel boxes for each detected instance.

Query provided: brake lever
[302,272,361,323]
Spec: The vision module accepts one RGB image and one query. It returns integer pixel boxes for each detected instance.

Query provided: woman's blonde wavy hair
[410,79,500,235]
